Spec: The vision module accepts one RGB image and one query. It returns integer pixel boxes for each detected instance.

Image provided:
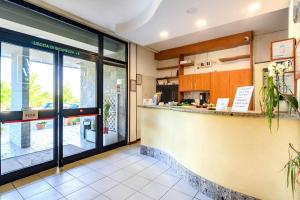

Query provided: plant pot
[103,127,109,134]
[275,100,289,113]
[36,123,46,130]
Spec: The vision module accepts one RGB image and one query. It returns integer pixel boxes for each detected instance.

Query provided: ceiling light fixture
[248,2,261,13]
[195,19,207,28]
[160,31,169,38]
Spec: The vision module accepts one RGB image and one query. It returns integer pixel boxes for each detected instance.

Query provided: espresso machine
[199,92,210,105]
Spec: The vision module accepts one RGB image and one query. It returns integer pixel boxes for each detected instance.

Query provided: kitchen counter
[139,105,300,200]
[139,105,300,120]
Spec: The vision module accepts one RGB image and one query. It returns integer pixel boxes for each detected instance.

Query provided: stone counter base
[140,145,258,200]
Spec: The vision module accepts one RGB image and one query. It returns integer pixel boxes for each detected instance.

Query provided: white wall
[254,30,288,63]
[253,30,288,111]
[129,43,157,142]
[289,0,300,39]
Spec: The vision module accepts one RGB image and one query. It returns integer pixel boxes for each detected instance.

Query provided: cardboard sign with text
[232,86,254,112]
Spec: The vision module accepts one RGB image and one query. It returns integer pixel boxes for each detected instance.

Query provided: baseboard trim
[128,138,141,145]
[140,145,258,200]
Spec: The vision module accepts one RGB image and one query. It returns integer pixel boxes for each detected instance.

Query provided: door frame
[0,28,60,185]
[0,27,129,185]
[58,51,101,166]
[0,28,101,184]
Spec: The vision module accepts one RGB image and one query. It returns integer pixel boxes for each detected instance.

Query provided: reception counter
[139,105,300,200]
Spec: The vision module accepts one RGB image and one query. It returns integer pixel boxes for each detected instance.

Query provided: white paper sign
[232,86,254,112]
[22,110,38,120]
[216,98,229,111]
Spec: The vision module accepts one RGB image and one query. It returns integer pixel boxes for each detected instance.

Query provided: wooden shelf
[219,54,250,62]
[180,63,194,67]
[156,66,178,70]
[156,76,178,80]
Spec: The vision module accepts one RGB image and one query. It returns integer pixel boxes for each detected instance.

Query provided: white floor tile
[161,189,193,200]
[113,159,132,168]
[66,166,92,177]
[93,194,110,200]
[127,192,153,200]
[194,191,213,200]
[83,159,109,170]
[108,169,134,182]
[0,190,23,200]
[65,186,99,200]
[104,184,135,200]
[124,163,147,174]
[27,188,63,200]
[77,171,105,185]
[140,182,170,199]
[165,168,181,178]
[138,167,162,180]
[17,180,52,199]
[54,179,86,196]
[96,164,120,175]
[136,158,157,168]
[122,175,150,190]
[172,180,198,197]
[150,162,170,173]
[154,173,180,187]
[44,172,74,187]
[90,177,118,193]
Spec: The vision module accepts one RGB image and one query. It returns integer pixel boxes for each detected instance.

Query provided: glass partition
[104,37,126,62]
[103,64,127,146]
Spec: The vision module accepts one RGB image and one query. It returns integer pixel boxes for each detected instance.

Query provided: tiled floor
[0,144,212,200]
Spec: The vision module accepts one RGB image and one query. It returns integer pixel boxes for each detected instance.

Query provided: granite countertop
[138,105,300,120]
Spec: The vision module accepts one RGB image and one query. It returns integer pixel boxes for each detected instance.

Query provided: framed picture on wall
[296,40,300,79]
[136,74,142,85]
[271,38,296,61]
[130,79,136,92]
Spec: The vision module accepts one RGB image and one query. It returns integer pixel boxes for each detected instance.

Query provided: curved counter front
[139,105,300,200]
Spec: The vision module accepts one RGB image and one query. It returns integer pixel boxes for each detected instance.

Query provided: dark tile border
[140,145,259,200]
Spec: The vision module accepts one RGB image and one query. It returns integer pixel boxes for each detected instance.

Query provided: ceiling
[36,0,289,51]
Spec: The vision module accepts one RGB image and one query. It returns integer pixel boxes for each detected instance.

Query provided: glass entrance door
[59,53,99,164]
[0,42,57,178]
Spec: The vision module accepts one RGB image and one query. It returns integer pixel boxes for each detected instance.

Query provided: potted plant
[103,100,111,134]
[36,121,47,130]
[260,61,298,130]
[261,61,300,198]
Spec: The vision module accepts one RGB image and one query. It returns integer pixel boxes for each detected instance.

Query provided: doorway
[0,28,107,184]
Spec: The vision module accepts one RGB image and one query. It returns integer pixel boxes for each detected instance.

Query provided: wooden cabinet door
[210,71,230,104]
[195,73,211,91]
[229,69,252,106]
[179,75,194,91]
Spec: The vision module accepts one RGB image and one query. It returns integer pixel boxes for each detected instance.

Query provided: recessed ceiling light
[160,31,169,38]
[248,2,261,13]
[195,19,207,28]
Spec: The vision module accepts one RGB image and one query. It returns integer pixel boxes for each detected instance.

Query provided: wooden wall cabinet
[229,69,252,106]
[210,69,252,106]
[179,73,211,92]
[195,73,211,91]
[210,71,230,104]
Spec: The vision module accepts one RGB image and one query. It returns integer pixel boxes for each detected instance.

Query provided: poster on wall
[271,39,295,61]
[296,40,300,79]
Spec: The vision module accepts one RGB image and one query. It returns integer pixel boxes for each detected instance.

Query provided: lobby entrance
[0,28,127,184]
